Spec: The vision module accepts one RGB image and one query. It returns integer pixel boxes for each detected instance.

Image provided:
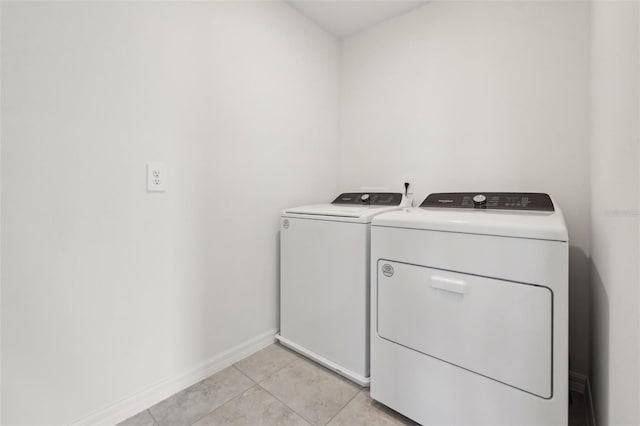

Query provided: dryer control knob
[473,194,487,206]
[361,194,370,203]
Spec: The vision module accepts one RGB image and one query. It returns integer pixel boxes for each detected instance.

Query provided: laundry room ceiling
[286,0,430,38]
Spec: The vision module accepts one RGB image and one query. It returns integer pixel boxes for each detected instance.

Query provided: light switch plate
[147,162,166,192]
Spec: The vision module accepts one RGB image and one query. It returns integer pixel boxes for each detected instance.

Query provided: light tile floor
[118,344,588,426]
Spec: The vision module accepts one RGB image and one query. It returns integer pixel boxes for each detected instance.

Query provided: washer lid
[283,204,402,223]
[282,192,408,223]
[372,207,568,241]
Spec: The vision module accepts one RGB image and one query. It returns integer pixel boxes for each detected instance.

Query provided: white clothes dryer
[370,192,568,425]
[277,192,409,386]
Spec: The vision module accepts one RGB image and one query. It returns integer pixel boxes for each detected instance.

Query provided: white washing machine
[370,192,568,425]
[276,192,409,386]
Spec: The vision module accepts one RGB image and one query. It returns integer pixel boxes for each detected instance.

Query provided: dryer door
[376,260,552,398]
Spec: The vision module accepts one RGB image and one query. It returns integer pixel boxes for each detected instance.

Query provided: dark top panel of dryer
[332,192,404,206]
[420,193,555,212]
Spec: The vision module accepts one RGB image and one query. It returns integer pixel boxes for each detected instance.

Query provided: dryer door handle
[431,275,467,295]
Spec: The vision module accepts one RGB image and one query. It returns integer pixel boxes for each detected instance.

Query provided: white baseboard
[69,328,277,426]
[569,370,596,426]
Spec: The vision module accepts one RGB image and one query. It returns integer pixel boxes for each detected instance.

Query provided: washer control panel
[332,192,403,206]
[420,192,554,212]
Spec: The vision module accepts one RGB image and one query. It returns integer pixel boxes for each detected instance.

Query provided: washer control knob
[361,193,370,203]
[473,194,487,206]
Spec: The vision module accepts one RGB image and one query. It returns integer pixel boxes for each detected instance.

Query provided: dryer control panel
[420,192,554,212]
[332,192,403,206]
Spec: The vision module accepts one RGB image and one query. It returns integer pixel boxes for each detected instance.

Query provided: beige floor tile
[117,410,156,426]
[117,352,589,426]
[234,344,298,383]
[193,385,310,426]
[149,366,253,426]
[259,357,360,425]
[328,391,417,426]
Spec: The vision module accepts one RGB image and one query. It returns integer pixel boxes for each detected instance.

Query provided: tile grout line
[184,348,292,426]
[233,346,300,386]
[186,381,258,426]
[158,346,296,426]
[231,364,259,385]
[185,355,303,426]
[253,358,315,425]
[255,355,362,426]
[233,351,313,425]
[147,408,159,426]
[183,367,254,426]
[323,388,362,426]
[256,381,314,426]
[133,347,310,426]
[254,353,302,384]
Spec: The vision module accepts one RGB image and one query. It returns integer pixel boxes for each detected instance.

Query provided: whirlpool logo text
[382,264,394,277]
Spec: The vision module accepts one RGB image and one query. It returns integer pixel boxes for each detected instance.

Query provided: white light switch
[147,162,166,192]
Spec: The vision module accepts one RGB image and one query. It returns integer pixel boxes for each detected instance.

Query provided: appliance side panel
[280,217,369,376]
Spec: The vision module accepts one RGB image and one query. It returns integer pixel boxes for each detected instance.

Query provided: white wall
[0,1,3,422]
[0,2,339,424]
[589,2,640,425]
[340,1,591,373]
[7,1,636,425]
